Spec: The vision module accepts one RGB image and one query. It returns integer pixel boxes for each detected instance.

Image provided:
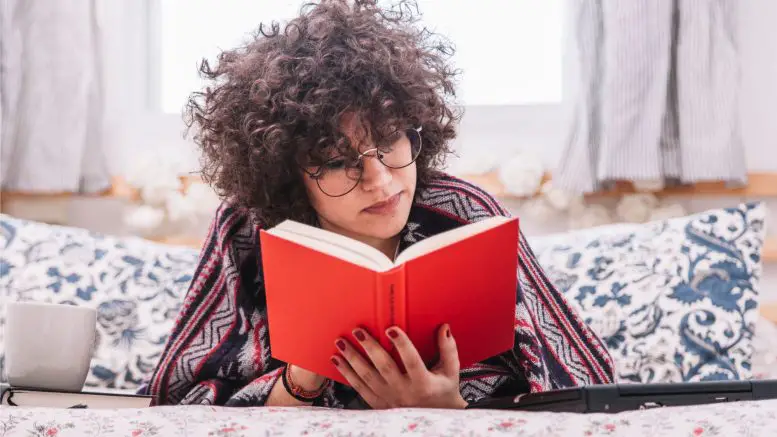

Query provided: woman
[144,0,614,409]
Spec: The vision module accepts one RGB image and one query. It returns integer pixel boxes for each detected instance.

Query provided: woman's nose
[359,154,392,191]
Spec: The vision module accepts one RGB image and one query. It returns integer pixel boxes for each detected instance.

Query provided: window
[156,0,564,114]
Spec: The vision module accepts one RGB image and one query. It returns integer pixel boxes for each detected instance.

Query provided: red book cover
[260,217,518,385]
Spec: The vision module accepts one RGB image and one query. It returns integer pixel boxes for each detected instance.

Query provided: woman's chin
[361,213,410,241]
[381,223,408,240]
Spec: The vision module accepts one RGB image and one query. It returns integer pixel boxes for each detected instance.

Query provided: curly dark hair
[185,0,461,227]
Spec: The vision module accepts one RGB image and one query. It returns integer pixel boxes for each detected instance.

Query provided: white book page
[268,220,394,271]
[394,216,512,265]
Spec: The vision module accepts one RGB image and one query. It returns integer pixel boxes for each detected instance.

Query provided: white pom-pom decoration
[615,193,659,223]
[122,149,212,238]
[139,176,181,207]
[125,150,183,188]
[540,181,582,211]
[124,205,165,233]
[568,204,611,230]
[521,198,557,221]
[165,191,198,224]
[124,154,157,189]
[649,203,687,221]
[497,151,545,197]
[186,183,222,216]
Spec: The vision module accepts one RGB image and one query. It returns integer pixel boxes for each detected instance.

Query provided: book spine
[376,264,406,352]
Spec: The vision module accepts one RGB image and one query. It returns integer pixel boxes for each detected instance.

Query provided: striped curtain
[0,0,111,193]
[554,0,746,194]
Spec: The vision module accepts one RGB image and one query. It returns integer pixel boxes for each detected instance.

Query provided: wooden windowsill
[5,171,773,203]
[462,171,777,199]
[0,175,201,206]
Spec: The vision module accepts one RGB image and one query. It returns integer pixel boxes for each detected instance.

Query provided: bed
[2,202,777,436]
[2,399,777,436]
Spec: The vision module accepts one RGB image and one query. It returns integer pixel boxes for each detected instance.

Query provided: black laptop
[467,380,777,413]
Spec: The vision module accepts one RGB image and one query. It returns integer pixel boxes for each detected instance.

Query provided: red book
[260,216,518,385]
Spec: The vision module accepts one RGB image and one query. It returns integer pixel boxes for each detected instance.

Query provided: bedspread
[3,399,777,436]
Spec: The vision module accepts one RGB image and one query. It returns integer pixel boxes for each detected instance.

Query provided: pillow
[0,214,199,389]
[532,202,767,383]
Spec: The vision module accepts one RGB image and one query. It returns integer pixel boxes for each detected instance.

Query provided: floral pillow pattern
[0,214,199,389]
[533,203,767,383]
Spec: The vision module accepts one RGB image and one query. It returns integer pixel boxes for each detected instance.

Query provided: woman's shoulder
[414,172,512,222]
[206,201,263,255]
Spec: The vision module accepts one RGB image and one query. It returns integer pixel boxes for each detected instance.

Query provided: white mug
[5,301,97,392]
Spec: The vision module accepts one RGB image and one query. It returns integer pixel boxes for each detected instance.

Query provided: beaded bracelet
[282,364,327,402]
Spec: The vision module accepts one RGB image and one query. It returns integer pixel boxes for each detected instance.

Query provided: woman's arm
[143,204,332,406]
[265,365,328,406]
[513,230,615,390]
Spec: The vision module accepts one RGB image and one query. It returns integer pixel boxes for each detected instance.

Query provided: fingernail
[354,329,366,342]
[331,356,340,366]
[446,327,451,338]
[387,328,399,339]
[336,339,346,351]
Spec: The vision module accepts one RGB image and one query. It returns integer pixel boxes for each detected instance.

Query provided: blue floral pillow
[533,203,767,383]
[0,214,199,389]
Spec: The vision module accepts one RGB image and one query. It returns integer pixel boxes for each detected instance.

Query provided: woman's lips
[363,192,402,214]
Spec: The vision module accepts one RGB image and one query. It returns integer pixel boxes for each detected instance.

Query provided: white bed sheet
[3,399,777,436]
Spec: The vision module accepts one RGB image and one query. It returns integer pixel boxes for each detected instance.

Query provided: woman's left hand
[332,324,468,409]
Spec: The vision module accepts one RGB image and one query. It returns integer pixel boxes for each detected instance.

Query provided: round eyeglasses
[303,127,422,197]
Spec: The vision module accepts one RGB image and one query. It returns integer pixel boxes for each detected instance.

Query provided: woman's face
[302,114,418,245]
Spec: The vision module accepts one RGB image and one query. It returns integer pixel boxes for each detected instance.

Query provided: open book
[259,216,519,385]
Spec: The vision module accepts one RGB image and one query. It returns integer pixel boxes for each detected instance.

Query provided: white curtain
[0,0,140,193]
[554,0,746,194]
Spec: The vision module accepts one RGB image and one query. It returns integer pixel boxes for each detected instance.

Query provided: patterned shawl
[143,173,614,407]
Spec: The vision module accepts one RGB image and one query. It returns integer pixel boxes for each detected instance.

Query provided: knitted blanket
[143,174,614,407]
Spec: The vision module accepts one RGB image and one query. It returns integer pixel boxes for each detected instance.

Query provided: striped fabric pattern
[142,173,614,407]
[556,0,745,194]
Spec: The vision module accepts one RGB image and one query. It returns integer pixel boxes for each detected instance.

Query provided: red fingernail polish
[331,356,339,366]
[446,328,451,338]
[387,329,399,339]
[354,330,366,342]
[336,339,346,351]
